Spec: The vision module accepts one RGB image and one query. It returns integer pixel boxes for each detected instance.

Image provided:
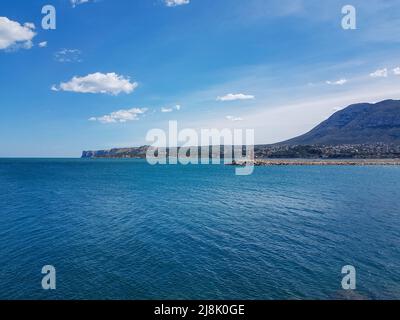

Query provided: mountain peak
[280,99,400,145]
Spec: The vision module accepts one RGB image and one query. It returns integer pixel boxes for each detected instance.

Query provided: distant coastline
[82,99,400,162]
[81,143,400,160]
[228,159,400,166]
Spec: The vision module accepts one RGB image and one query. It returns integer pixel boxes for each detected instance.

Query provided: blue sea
[0,158,399,300]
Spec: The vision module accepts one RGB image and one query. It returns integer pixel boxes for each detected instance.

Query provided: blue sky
[1,0,400,157]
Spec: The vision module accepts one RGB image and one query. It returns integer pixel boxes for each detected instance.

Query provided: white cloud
[216,93,255,101]
[226,115,243,122]
[53,72,138,95]
[370,68,388,78]
[161,107,173,113]
[54,49,82,62]
[0,17,36,50]
[393,67,400,75]
[165,0,190,7]
[71,0,91,8]
[161,105,181,112]
[326,78,347,86]
[38,41,47,48]
[24,22,35,29]
[89,108,148,124]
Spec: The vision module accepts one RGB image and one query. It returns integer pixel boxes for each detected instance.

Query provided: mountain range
[82,99,400,159]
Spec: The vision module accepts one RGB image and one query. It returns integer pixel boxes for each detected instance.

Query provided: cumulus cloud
[71,0,91,8]
[226,115,243,122]
[53,72,138,95]
[38,41,47,48]
[54,49,82,63]
[89,108,148,124]
[326,79,347,86]
[370,68,388,78]
[24,22,35,29]
[216,93,255,102]
[161,105,181,113]
[165,0,190,7]
[393,67,400,75]
[161,107,173,113]
[0,17,36,50]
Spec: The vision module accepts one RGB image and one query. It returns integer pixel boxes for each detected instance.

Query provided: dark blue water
[0,159,399,300]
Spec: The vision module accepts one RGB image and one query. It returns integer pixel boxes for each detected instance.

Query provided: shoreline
[230,159,400,166]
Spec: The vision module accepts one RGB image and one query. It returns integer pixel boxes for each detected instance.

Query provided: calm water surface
[0,159,399,299]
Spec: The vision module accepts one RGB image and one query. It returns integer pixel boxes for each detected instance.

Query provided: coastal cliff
[82,146,149,159]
